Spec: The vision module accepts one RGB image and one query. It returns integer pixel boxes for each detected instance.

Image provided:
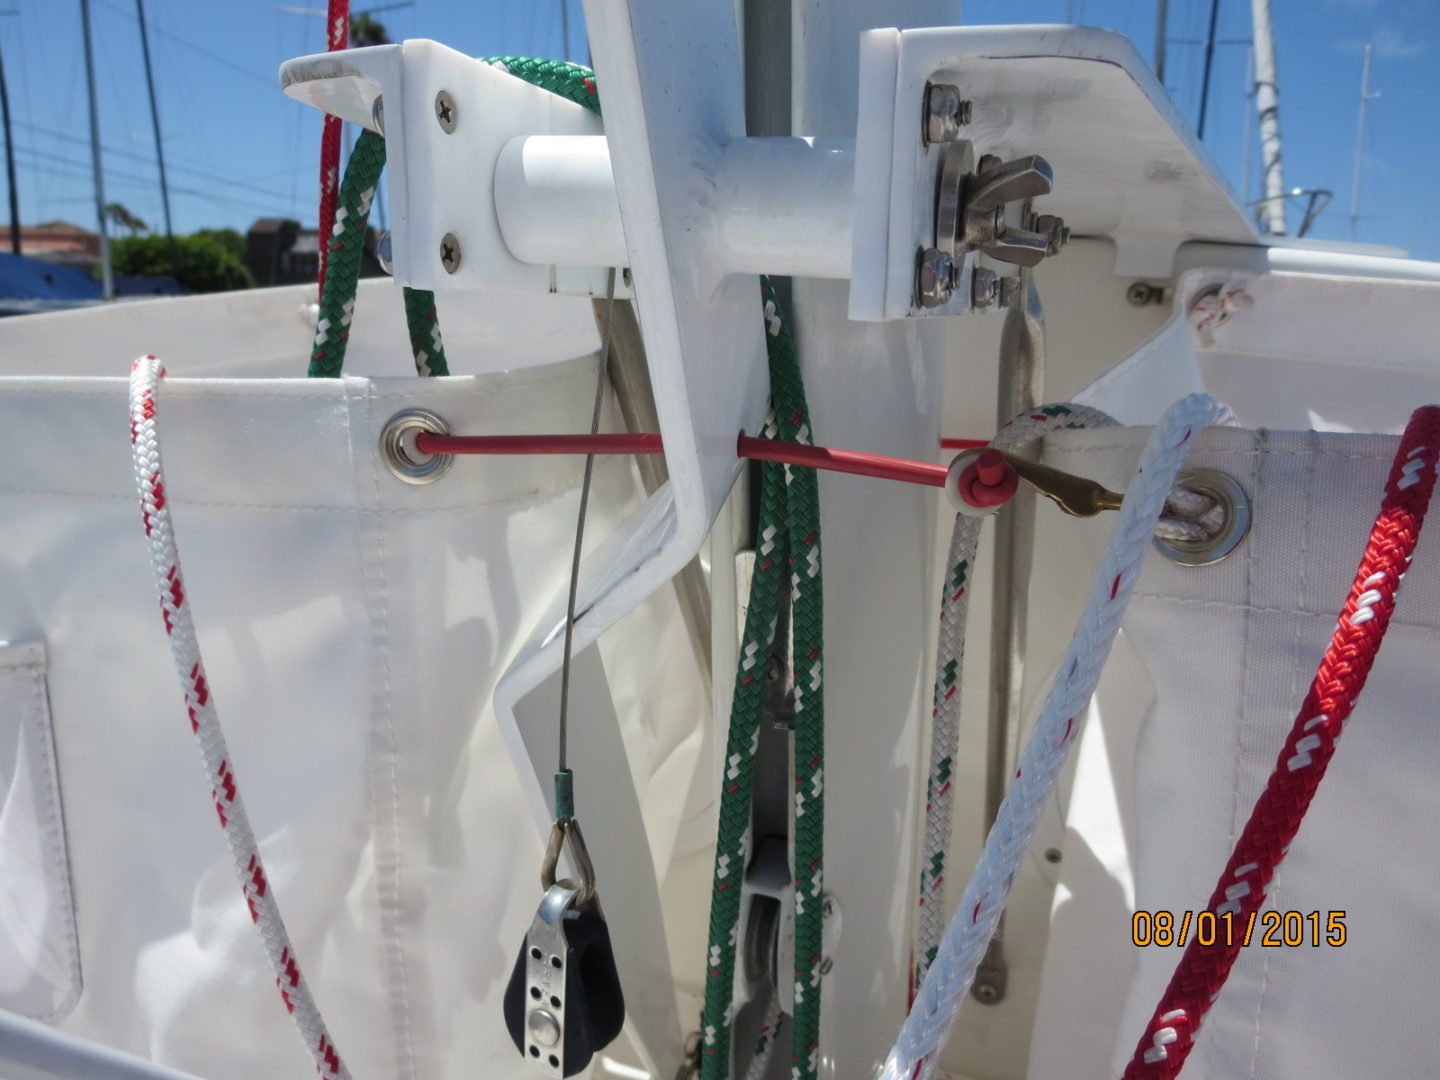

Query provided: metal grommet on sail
[379,408,455,485]
[1152,468,1252,566]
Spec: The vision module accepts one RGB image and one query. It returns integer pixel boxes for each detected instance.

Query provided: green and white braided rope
[702,281,825,1080]
[308,128,449,378]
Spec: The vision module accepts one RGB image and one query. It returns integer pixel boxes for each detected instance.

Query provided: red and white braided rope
[316,0,349,295]
[914,403,1117,995]
[888,393,1233,1080]
[129,357,350,1080]
[1120,404,1440,1080]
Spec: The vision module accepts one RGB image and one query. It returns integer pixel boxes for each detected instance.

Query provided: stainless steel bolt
[370,95,385,137]
[971,266,999,309]
[916,247,955,308]
[435,89,457,133]
[440,232,461,274]
[997,276,1019,309]
[924,83,971,146]
[376,231,394,275]
[1033,213,1070,256]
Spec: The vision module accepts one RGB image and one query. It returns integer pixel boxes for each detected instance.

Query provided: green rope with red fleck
[481,56,601,114]
[764,282,825,1080]
[307,129,449,378]
[701,283,825,1080]
[701,435,787,1080]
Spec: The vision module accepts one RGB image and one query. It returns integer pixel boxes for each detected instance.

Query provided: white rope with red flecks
[914,402,1117,996]
[888,393,1234,1080]
[129,356,351,1080]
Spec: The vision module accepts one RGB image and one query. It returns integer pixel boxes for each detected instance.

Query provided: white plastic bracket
[281,41,619,299]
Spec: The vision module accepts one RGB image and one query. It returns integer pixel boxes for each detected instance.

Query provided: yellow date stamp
[1132,910,1346,948]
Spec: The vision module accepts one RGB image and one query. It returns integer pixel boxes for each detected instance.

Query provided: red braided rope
[1121,405,1440,1079]
[316,0,349,296]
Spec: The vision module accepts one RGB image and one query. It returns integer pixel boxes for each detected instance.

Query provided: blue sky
[3,0,1436,260]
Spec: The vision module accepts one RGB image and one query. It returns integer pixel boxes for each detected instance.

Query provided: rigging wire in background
[9,120,307,203]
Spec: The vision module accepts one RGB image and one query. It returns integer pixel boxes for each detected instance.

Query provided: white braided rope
[128,356,351,1080]
[915,404,1118,992]
[892,393,1233,1080]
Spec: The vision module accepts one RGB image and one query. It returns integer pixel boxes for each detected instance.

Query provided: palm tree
[104,202,150,237]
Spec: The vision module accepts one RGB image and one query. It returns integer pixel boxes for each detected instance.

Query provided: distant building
[246,218,384,287]
[0,221,103,269]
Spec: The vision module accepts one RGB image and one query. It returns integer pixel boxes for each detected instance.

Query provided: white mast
[1250,0,1286,235]
[1348,43,1377,243]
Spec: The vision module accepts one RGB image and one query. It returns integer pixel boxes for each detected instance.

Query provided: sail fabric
[1025,267,1440,1080]
[0,286,707,1080]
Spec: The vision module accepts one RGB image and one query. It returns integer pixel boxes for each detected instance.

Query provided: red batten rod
[412,431,952,489]
[940,437,988,450]
[737,435,948,487]
[416,432,664,455]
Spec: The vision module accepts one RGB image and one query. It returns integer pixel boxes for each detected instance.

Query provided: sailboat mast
[1153,0,1168,83]
[1347,43,1374,243]
[0,24,20,255]
[135,0,177,270]
[79,0,113,300]
[1195,0,1220,138]
[1250,0,1286,234]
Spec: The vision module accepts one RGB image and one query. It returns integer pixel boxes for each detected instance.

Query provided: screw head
[916,247,955,308]
[375,231,393,275]
[440,232,461,273]
[924,83,970,146]
[971,266,999,309]
[370,95,385,137]
[435,90,457,133]
[1126,282,1156,306]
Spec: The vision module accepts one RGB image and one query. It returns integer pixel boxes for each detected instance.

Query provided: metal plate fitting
[379,408,455,485]
[1153,468,1252,566]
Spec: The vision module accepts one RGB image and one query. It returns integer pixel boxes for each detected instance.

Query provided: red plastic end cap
[958,449,1019,508]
